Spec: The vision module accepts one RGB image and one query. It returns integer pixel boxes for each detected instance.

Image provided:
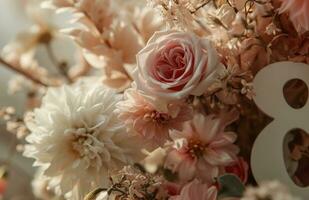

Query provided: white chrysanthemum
[24,83,143,199]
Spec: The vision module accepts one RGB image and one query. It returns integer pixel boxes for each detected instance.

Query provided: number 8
[251,62,309,198]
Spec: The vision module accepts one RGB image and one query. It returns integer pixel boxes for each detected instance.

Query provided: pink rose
[279,0,309,34]
[133,30,222,100]
[224,157,249,184]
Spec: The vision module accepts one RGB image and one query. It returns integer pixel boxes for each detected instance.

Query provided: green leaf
[217,174,245,198]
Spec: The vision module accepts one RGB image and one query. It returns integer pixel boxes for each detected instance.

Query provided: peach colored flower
[169,179,217,200]
[133,30,223,101]
[165,111,239,183]
[279,0,309,34]
[116,89,193,145]
[55,0,144,91]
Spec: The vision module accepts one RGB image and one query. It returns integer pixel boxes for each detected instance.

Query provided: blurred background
[0,0,74,199]
[0,0,34,199]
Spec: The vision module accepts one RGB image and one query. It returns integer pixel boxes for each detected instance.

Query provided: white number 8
[251,62,309,198]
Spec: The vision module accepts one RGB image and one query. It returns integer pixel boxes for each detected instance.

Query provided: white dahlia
[24,83,143,199]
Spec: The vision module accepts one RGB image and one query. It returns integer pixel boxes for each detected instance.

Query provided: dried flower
[241,181,301,200]
[265,22,281,36]
[96,165,168,200]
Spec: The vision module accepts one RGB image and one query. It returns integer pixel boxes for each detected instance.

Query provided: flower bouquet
[0,0,308,200]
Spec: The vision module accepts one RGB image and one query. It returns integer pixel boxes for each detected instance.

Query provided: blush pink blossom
[165,111,239,183]
[279,0,309,34]
[116,89,193,145]
[169,179,217,200]
[133,30,223,101]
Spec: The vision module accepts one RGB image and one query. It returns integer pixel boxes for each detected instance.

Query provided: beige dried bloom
[241,181,301,200]
[204,64,253,108]
[265,22,281,36]
[148,0,210,30]
[0,107,30,139]
[99,165,168,200]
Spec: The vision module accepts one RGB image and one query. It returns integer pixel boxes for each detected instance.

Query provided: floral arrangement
[0,0,308,200]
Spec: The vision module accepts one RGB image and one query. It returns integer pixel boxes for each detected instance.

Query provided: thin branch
[0,57,50,87]
[190,0,211,14]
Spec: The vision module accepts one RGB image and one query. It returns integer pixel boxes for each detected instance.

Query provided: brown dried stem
[0,57,50,87]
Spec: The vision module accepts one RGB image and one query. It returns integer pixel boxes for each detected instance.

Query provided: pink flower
[224,157,249,184]
[169,179,217,200]
[279,0,309,34]
[133,30,223,101]
[116,89,193,145]
[165,182,182,196]
[165,111,239,183]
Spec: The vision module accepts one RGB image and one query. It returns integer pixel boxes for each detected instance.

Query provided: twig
[0,57,49,87]
[190,0,211,14]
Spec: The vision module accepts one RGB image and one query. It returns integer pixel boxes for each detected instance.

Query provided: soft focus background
[0,0,29,111]
[0,1,36,199]
[0,1,60,199]
[0,1,34,199]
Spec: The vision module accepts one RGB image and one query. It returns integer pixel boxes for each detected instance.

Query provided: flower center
[144,111,171,124]
[67,127,106,170]
[187,139,207,158]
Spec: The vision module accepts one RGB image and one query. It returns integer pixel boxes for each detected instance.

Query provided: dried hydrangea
[203,65,254,111]
[93,165,169,200]
[241,181,301,200]
[148,0,211,30]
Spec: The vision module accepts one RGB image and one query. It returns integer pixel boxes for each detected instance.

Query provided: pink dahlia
[165,111,239,183]
[279,0,309,34]
[116,89,193,145]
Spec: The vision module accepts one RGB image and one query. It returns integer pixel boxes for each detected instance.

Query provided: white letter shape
[252,61,309,198]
